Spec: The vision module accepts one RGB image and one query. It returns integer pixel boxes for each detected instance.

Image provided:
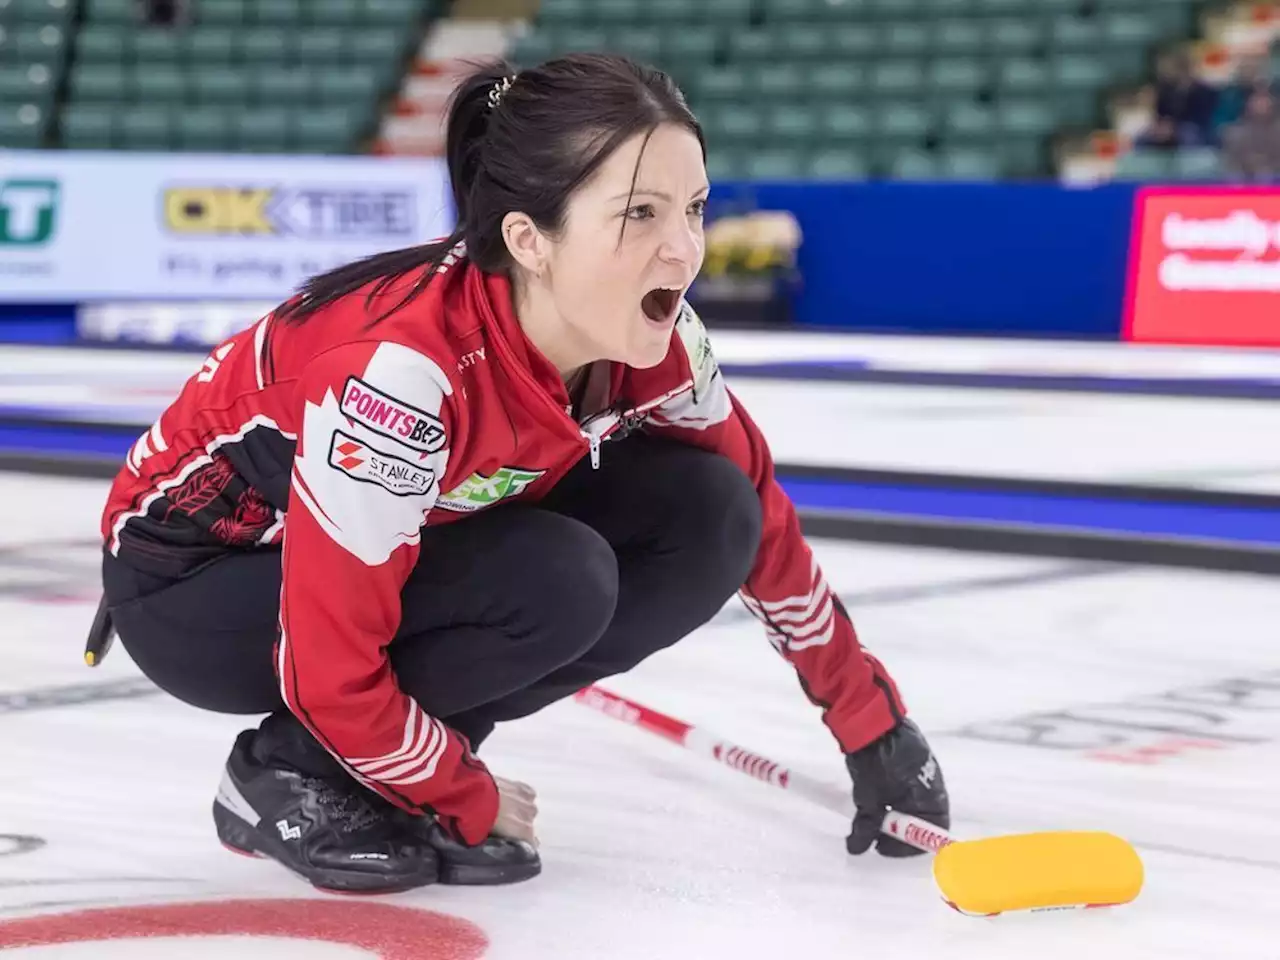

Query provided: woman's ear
[502,211,546,276]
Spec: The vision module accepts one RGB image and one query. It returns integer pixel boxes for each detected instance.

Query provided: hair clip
[487,75,516,110]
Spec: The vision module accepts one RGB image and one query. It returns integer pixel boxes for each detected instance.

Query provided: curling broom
[573,684,1143,917]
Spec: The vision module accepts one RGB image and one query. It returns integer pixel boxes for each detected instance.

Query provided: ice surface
[0,469,1277,958]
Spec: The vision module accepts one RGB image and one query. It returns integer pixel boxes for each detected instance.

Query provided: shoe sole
[439,858,542,886]
[213,800,439,895]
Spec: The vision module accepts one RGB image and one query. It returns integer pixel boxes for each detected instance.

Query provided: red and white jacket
[101,253,907,845]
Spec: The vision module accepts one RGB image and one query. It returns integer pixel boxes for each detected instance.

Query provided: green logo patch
[437,467,545,513]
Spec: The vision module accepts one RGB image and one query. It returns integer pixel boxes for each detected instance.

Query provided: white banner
[0,150,454,302]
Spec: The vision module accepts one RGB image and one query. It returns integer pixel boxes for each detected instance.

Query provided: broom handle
[572,685,954,855]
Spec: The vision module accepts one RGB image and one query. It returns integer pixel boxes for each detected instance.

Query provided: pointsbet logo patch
[162,186,416,238]
[0,179,59,246]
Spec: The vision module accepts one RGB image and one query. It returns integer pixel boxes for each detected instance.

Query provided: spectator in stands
[1137,51,1219,149]
[1221,89,1280,183]
[1212,55,1277,135]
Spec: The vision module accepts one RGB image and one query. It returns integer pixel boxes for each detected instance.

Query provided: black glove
[844,717,949,857]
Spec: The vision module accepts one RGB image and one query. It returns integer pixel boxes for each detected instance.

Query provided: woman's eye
[626,204,656,220]
[689,199,707,218]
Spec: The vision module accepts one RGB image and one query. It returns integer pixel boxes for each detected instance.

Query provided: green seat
[821,103,873,142]
[365,0,426,25]
[185,27,237,61]
[764,103,819,143]
[554,27,608,53]
[242,28,290,61]
[744,149,804,180]
[234,107,291,151]
[319,66,379,105]
[921,0,973,15]
[829,24,880,57]
[940,147,1004,180]
[13,24,65,64]
[703,0,752,22]
[988,18,1044,56]
[1172,147,1222,182]
[999,138,1044,176]
[695,65,748,101]
[928,59,986,100]
[808,62,867,100]
[134,62,187,102]
[1052,53,1109,90]
[3,0,73,25]
[973,0,1035,15]
[536,0,588,25]
[198,0,245,25]
[644,0,699,23]
[755,63,805,100]
[1112,149,1171,182]
[69,62,127,101]
[998,99,1055,137]
[808,149,870,180]
[889,148,939,179]
[883,22,930,56]
[0,100,44,145]
[703,103,763,144]
[777,24,827,59]
[295,29,344,64]
[876,102,933,143]
[292,106,361,152]
[728,30,777,61]
[1051,16,1103,51]
[933,19,983,55]
[609,26,661,65]
[118,104,172,150]
[870,61,923,97]
[868,0,923,19]
[0,62,53,103]
[252,0,303,24]
[943,102,994,142]
[662,26,717,65]
[310,0,359,24]
[510,30,554,67]
[704,149,739,181]
[61,102,114,147]
[176,107,232,150]
[192,66,251,104]
[84,0,135,23]
[254,66,312,104]
[596,0,642,24]
[999,58,1049,94]
[767,0,868,19]
[133,28,182,61]
[1102,12,1162,47]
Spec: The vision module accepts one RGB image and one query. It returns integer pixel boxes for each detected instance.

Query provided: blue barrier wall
[709,181,1140,339]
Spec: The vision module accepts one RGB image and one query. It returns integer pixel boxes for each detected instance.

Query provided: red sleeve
[645,305,906,753]
[278,338,499,845]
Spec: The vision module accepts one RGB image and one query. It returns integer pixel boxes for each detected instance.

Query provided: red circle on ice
[0,898,489,958]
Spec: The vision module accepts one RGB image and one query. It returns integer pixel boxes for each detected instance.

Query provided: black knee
[518,512,621,663]
[674,451,764,598]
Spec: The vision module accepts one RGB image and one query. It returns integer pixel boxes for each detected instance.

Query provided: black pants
[103,436,763,767]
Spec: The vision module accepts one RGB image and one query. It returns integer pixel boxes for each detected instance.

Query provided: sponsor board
[0,151,452,302]
[1125,187,1280,347]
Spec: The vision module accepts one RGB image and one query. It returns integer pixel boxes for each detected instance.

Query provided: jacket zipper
[484,321,605,469]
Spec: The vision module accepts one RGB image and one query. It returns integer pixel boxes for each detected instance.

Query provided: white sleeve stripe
[363,717,445,781]
[379,719,449,785]
[743,582,832,625]
[347,702,425,767]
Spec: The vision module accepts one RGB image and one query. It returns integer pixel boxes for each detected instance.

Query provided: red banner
[1124,186,1280,347]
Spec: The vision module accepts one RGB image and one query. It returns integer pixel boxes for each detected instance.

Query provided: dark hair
[278,52,705,324]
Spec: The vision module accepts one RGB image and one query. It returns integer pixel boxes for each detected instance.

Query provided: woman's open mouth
[641,286,683,326]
